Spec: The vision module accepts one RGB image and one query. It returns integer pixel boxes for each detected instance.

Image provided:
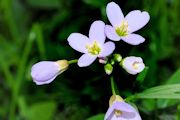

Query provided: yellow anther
[115,20,129,37]
[132,61,140,69]
[86,41,101,55]
[115,110,122,117]
[109,95,124,117]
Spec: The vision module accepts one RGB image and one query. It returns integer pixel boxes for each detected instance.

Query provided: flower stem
[68,59,78,64]
[110,76,116,95]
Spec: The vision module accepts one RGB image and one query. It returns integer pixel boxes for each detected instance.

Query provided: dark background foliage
[0,0,180,119]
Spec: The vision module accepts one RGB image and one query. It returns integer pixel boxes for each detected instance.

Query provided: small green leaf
[86,114,105,120]
[136,67,149,83]
[135,84,180,99]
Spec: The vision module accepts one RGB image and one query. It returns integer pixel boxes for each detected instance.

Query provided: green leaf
[166,69,180,84]
[136,67,149,83]
[135,84,180,99]
[26,101,57,120]
[157,69,180,108]
[86,114,105,120]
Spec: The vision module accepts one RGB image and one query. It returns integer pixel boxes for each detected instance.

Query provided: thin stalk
[110,76,116,95]
[68,59,78,64]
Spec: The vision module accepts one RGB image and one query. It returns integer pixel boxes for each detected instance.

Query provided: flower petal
[68,33,90,53]
[98,42,115,57]
[105,25,121,41]
[89,20,105,44]
[106,2,124,27]
[78,54,97,67]
[105,101,135,120]
[31,61,60,85]
[109,110,142,120]
[34,75,57,85]
[125,10,150,33]
[121,34,145,45]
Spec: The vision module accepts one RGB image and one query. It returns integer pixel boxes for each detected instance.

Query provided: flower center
[132,61,141,69]
[115,110,122,117]
[86,41,101,55]
[115,20,129,37]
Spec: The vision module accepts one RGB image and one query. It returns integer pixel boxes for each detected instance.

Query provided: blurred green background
[0,0,180,119]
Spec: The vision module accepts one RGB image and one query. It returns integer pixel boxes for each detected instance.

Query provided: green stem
[68,59,78,64]
[110,76,116,95]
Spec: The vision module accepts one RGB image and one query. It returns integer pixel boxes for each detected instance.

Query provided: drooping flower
[105,95,142,120]
[68,20,115,67]
[105,2,150,45]
[122,56,145,75]
[31,60,69,85]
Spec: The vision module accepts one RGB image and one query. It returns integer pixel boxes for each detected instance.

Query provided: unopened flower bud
[104,64,113,75]
[110,59,115,65]
[122,56,145,75]
[31,60,69,85]
[113,54,122,62]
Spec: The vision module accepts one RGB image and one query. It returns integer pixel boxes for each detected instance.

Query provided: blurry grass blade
[1,0,20,42]
[10,26,35,120]
[135,84,180,99]
[86,114,105,120]
[136,66,149,83]
[32,23,46,59]
[18,96,28,118]
[176,104,180,120]
[0,55,13,88]
[0,35,14,88]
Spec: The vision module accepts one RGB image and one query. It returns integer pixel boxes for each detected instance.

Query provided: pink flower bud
[31,60,69,85]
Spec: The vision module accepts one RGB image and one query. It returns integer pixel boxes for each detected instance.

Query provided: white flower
[105,95,142,120]
[68,20,115,67]
[122,56,145,75]
[105,2,150,45]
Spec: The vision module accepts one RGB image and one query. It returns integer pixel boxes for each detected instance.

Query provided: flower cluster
[30,1,149,120]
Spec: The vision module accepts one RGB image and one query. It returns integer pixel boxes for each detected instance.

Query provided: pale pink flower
[105,2,150,45]
[68,20,115,67]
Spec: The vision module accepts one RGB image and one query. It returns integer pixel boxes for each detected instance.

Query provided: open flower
[31,60,69,85]
[68,20,115,67]
[105,2,150,45]
[105,95,142,120]
[122,56,145,75]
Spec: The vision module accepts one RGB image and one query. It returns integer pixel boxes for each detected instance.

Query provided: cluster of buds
[104,54,145,75]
